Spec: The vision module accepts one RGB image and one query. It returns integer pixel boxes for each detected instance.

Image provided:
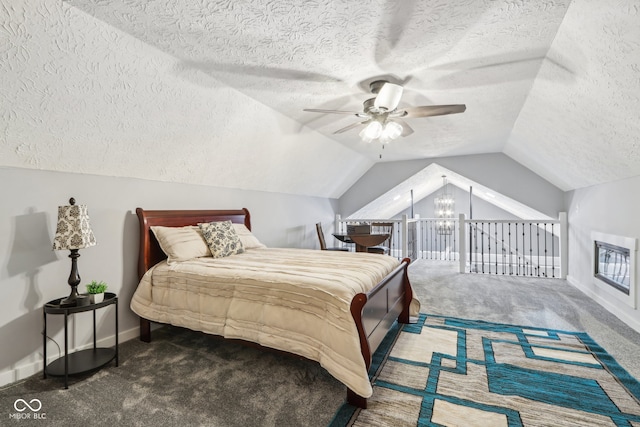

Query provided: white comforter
[130,247,419,398]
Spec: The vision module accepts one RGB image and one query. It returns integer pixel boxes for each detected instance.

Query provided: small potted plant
[86,280,108,304]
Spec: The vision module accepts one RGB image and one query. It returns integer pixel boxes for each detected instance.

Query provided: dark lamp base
[61,295,90,307]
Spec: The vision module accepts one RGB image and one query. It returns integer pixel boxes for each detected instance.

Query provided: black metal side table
[43,292,118,389]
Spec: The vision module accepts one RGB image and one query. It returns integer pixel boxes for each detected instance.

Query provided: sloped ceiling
[1,1,638,199]
[505,1,640,190]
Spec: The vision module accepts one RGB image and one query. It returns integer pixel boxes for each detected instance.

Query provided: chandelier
[435,175,455,235]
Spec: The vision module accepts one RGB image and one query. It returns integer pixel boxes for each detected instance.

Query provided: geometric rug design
[330,314,640,427]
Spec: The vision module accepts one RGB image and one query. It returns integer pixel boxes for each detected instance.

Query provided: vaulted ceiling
[1,1,639,198]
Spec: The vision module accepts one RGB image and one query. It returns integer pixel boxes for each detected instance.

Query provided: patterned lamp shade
[52,200,96,250]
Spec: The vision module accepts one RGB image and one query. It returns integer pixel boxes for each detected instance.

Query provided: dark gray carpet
[1,326,344,426]
[2,260,639,426]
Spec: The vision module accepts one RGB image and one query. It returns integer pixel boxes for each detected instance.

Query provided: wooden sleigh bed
[131,207,417,408]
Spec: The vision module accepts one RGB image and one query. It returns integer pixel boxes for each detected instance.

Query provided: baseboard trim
[567,275,640,334]
[0,326,139,389]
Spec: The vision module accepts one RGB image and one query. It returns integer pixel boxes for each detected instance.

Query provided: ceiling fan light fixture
[360,133,375,144]
[382,121,403,140]
[359,121,383,142]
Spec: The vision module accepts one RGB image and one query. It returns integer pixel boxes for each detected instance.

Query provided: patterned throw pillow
[199,221,245,258]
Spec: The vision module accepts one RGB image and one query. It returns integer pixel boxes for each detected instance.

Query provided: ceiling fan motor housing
[363,98,384,115]
[369,80,387,94]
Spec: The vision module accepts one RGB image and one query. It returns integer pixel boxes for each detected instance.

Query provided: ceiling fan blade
[400,104,466,118]
[374,83,403,111]
[180,61,343,83]
[394,119,414,137]
[303,108,360,115]
[333,121,368,134]
[374,0,418,64]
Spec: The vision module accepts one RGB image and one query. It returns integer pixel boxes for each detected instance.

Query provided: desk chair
[316,223,349,251]
[367,222,393,255]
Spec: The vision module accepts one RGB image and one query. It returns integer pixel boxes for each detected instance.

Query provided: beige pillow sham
[150,225,211,264]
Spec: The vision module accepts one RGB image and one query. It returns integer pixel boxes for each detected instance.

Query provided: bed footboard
[348,257,413,409]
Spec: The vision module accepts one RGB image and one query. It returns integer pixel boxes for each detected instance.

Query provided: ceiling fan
[303,80,466,144]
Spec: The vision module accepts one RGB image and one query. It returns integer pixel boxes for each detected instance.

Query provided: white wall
[339,153,565,218]
[396,185,520,221]
[0,166,337,386]
[565,175,640,332]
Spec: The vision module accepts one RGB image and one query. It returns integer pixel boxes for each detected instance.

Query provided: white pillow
[151,225,211,264]
[232,223,267,249]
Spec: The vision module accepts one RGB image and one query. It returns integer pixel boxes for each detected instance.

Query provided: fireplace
[594,240,630,294]
[591,232,637,308]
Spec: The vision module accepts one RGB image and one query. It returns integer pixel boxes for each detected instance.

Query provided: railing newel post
[559,212,568,279]
[459,214,466,273]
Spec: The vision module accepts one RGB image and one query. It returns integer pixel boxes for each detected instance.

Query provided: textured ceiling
[1,1,639,199]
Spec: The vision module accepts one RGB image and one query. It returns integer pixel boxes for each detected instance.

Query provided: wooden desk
[333,233,389,253]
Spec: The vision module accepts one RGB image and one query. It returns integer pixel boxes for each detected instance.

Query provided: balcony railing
[464,216,565,278]
[336,213,567,279]
[336,216,455,261]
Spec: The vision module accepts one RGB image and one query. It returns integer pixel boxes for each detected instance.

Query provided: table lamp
[52,197,96,306]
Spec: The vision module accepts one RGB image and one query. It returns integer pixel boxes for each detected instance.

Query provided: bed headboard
[135,207,251,280]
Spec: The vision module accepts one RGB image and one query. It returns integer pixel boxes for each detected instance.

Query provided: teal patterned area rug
[330,314,640,427]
